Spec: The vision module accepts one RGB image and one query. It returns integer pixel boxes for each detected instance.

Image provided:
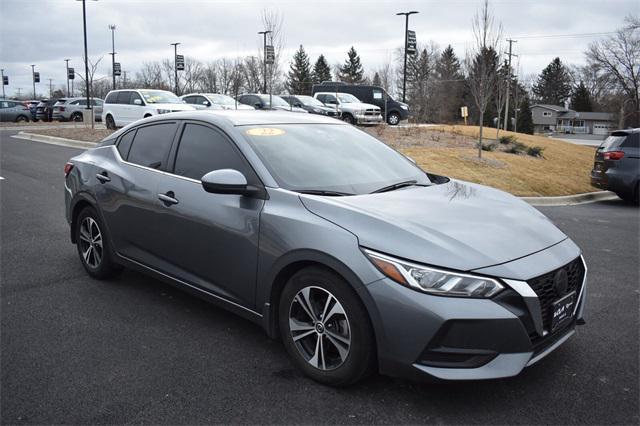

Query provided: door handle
[158,191,179,206]
[96,172,111,183]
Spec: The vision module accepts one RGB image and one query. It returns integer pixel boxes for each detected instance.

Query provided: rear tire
[15,115,28,123]
[278,267,375,386]
[75,206,122,279]
[105,114,116,130]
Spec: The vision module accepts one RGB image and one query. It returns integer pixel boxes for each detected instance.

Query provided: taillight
[604,151,625,161]
[64,162,74,177]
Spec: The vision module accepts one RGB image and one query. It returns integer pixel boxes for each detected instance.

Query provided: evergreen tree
[532,57,572,106]
[435,45,464,123]
[338,47,364,83]
[372,72,381,86]
[286,45,312,95]
[570,81,593,112]
[312,54,332,84]
[517,96,534,134]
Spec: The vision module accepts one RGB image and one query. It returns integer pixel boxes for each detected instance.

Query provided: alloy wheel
[78,217,103,269]
[288,286,351,371]
[388,113,400,125]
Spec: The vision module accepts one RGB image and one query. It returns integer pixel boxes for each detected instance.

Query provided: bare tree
[229,58,245,105]
[376,60,395,96]
[243,56,262,93]
[136,61,166,89]
[586,15,640,127]
[259,8,285,94]
[465,0,502,158]
[76,55,104,97]
[494,60,509,140]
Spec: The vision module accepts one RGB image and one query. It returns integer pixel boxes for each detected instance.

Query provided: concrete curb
[520,191,619,206]
[12,131,97,150]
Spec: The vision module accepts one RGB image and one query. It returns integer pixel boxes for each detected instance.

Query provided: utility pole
[396,11,419,103]
[170,42,180,95]
[31,65,36,98]
[1,69,5,98]
[109,25,117,90]
[48,78,53,97]
[65,59,70,97]
[503,38,517,131]
[17,88,22,98]
[258,30,271,94]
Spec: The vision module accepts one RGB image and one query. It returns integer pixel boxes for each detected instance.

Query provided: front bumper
[358,248,587,381]
[355,114,383,124]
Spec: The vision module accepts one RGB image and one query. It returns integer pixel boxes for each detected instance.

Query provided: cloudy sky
[1,0,637,98]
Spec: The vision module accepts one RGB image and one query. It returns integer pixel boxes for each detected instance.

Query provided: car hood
[149,103,196,111]
[299,180,567,272]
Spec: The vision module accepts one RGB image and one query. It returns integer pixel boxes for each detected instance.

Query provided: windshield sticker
[246,128,285,136]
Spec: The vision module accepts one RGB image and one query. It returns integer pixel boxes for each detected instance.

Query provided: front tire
[387,112,401,125]
[75,206,121,279]
[279,267,375,386]
[342,114,355,125]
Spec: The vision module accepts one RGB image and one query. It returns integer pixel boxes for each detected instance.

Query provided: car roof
[611,128,640,135]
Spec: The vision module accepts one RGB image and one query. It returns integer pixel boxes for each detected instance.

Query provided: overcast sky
[1,0,637,98]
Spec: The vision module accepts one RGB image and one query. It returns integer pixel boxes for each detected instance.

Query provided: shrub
[481,142,496,152]
[506,141,527,154]
[527,146,545,158]
[499,135,517,145]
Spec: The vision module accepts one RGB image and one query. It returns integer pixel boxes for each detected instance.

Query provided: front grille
[527,257,585,334]
[364,109,379,116]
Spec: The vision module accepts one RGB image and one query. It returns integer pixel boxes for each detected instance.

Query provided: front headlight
[156,109,171,114]
[400,105,409,110]
[363,249,503,298]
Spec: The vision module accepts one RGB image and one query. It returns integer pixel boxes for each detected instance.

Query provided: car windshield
[208,94,236,106]
[139,90,182,104]
[337,93,361,103]
[297,96,324,107]
[242,124,430,195]
[258,95,290,107]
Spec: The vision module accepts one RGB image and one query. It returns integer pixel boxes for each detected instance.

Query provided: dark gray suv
[64,111,587,386]
[591,128,640,203]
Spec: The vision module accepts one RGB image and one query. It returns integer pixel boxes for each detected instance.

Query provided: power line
[512,31,616,39]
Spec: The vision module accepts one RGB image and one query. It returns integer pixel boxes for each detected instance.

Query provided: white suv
[102,89,195,129]
[313,92,383,125]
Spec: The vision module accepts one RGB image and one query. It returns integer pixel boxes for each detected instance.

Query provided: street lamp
[78,0,97,123]
[108,24,116,90]
[170,42,180,95]
[258,30,272,94]
[64,59,70,97]
[396,10,419,103]
[31,64,36,99]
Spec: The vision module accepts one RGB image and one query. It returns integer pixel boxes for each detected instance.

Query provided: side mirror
[201,169,259,196]
[203,100,211,106]
[133,99,142,105]
[254,102,262,109]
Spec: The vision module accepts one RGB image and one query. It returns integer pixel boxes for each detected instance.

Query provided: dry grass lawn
[28,127,114,143]
[367,125,598,197]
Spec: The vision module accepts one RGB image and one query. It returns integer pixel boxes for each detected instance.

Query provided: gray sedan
[53,97,104,122]
[64,110,587,386]
[0,100,31,122]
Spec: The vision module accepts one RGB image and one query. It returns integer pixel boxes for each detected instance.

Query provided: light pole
[258,30,271,94]
[31,64,36,99]
[64,59,70,97]
[396,11,418,103]
[109,24,116,90]
[1,69,5,99]
[78,0,97,127]
[170,42,180,95]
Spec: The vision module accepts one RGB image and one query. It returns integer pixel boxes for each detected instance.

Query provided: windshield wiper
[296,189,354,197]
[371,180,419,194]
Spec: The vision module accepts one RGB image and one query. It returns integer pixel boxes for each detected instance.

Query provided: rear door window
[116,91,131,105]
[621,133,639,148]
[172,123,257,183]
[127,122,178,169]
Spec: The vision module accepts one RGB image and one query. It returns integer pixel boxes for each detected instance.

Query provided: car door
[115,91,132,125]
[96,121,179,267]
[154,121,265,308]
[129,91,145,122]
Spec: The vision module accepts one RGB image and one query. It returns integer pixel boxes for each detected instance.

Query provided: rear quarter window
[621,133,639,148]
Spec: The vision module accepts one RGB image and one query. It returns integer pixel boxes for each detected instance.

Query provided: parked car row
[52,97,104,122]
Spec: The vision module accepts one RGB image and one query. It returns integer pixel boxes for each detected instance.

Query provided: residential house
[531,104,615,135]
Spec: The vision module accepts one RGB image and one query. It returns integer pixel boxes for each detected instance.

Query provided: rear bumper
[591,168,636,197]
[357,244,587,382]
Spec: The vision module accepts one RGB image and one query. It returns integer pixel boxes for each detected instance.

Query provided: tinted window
[117,129,136,159]
[621,133,640,148]
[77,100,87,106]
[116,91,131,104]
[173,124,254,182]
[182,96,193,104]
[0,101,9,108]
[105,92,118,104]
[70,100,80,105]
[127,123,176,168]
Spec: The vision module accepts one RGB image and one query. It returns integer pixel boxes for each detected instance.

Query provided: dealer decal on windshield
[246,128,285,136]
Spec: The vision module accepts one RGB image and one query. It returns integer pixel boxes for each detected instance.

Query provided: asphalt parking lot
[1,130,638,425]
